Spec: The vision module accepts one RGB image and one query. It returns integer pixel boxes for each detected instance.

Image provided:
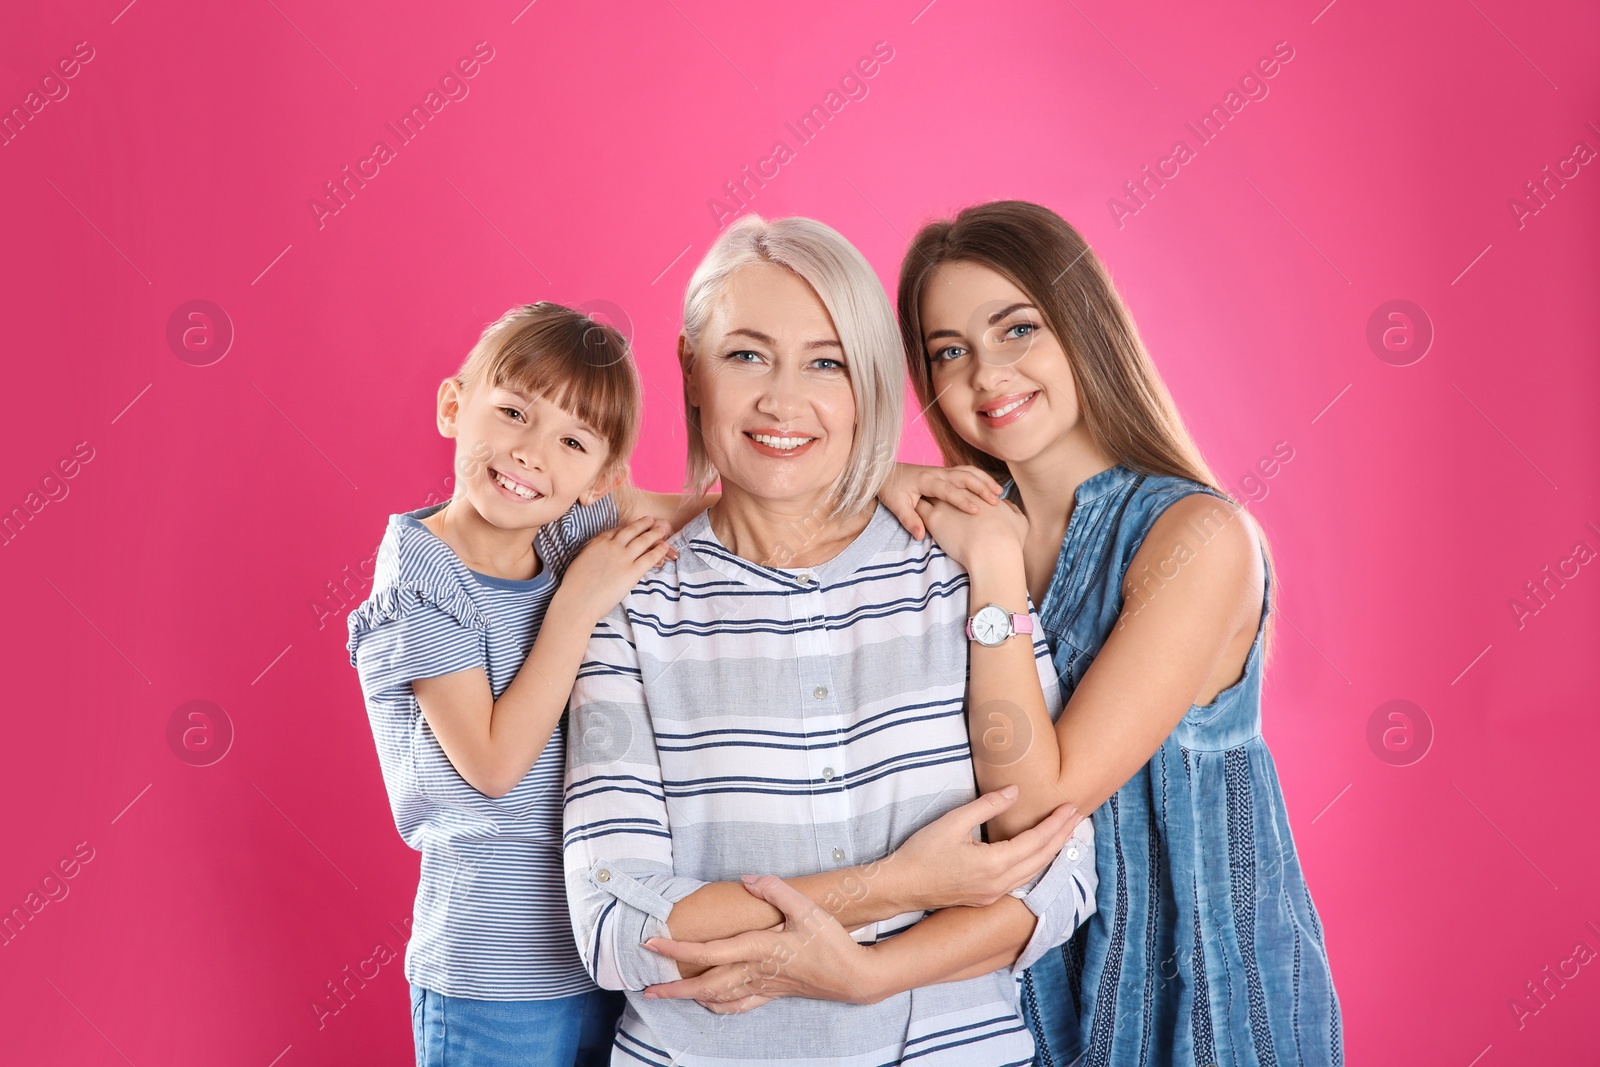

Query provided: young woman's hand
[878,463,1004,540]
[912,495,1028,573]
[555,516,676,626]
[886,786,1081,911]
[641,874,881,1011]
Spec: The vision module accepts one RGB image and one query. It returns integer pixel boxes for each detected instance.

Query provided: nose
[968,339,1017,393]
[508,435,548,473]
[754,360,807,422]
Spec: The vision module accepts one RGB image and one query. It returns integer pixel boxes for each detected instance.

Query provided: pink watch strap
[965,610,1035,640]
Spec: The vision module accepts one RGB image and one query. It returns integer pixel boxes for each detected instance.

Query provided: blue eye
[727,350,763,364]
[929,345,967,363]
[812,357,846,371]
[1004,323,1038,340]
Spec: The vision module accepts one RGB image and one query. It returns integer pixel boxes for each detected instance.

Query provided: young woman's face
[918,260,1082,467]
[441,380,612,530]
[686,263,857,509]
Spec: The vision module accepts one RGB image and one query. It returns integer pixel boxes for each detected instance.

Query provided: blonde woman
[561,215,1097,1065]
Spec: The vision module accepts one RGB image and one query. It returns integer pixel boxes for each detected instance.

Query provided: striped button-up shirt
[563,503,1097,1065]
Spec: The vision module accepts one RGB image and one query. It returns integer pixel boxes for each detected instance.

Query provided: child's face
[438,378,614,531]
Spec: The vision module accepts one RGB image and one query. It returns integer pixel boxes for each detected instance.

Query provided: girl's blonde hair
[678,214,904,517]
[456,302,641,475]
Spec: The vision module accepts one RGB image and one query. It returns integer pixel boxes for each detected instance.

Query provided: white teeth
[493,471,539,499]
[751,433,815,450]
[983,394,1034,419]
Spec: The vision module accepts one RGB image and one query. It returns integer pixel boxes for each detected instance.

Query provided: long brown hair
[897,200,1276,635]
[897,199,1221,493]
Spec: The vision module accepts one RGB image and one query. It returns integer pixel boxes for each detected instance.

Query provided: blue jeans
[410,984,624,1067]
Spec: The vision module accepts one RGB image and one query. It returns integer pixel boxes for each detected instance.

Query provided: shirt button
[813,686,828,700]
[831,847,845,863]
[821,767,835,781]
[798,573,816,585]
[596,868,611,883]
[1065,844,1081,862]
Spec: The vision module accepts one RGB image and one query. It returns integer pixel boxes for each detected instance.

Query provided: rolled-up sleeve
[1010,815,1097,973]
[563,604,707,990]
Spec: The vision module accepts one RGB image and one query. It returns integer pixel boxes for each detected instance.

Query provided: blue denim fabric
[1014,465,1343,1067]
[411,984,624,1067]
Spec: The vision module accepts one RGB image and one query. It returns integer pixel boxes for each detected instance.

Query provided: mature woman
[561,215,1097,1065]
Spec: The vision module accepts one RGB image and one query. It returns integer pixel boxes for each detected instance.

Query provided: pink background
[3,0,1598,1063]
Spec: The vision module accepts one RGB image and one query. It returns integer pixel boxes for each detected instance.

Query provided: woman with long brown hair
[893,199,1342,1066]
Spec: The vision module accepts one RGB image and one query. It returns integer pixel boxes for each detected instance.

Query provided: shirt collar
[679,503,901,591]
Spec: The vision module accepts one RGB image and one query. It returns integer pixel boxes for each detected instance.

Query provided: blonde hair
[455,302,641,476]
[678,214,903,517]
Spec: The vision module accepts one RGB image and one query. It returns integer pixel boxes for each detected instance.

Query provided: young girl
[898,201,1342,1066]
[347,303,674,1066]
[347,300,1007,1066]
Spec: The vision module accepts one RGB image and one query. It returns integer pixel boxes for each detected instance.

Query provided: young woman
[896,200,1342,1066]
[648,202,1342,1067]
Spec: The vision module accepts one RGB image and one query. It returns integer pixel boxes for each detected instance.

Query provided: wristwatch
[966,603,1034,647]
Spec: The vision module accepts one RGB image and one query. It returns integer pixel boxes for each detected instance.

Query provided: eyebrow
[924,302,1037,343]
[727,327,843,351]
[495,387,600,435]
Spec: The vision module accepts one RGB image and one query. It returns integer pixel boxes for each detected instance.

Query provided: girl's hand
[888,786,1081,911]
[641,874,880,1011]
[556,516,676,626]
[913,495,1028,573]
[879,463,1004,540]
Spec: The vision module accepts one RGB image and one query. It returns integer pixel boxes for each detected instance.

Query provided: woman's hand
[913,494,1028,573]
[878,463,1004,540]
[641,874,881,1013]
[555,516,676,626]
[887,786,1081,911]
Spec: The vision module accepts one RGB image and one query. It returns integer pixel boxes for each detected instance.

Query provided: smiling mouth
[745,431,817,451]
[491,469,543,500]
[979,392,1039,420]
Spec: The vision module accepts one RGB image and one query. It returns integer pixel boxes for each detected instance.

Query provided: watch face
[973,605,1010,646]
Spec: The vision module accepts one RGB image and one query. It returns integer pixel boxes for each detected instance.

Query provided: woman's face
[685,263,858,509]
[918,260,1083,468]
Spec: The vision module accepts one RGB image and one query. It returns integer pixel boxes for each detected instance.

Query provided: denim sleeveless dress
[1011,464,1343,1067]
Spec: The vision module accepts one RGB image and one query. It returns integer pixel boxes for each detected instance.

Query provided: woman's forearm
[966,554,1067,838]
[666,853,914,947]
[855,898,1037,1003]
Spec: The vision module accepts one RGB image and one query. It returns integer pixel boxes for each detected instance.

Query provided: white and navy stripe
[563,502,1097,1064]
[347,495,617,1000]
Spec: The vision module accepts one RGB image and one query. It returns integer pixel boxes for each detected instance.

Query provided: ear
[435,378,464,438]
[678,335,700,409]
[578,464,628,506]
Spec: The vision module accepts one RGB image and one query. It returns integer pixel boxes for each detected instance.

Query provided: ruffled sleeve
[346,571,488,697]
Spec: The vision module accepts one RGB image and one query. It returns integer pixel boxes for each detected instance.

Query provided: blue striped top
[563,502,1098,1064]
[347,495,617,1000]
